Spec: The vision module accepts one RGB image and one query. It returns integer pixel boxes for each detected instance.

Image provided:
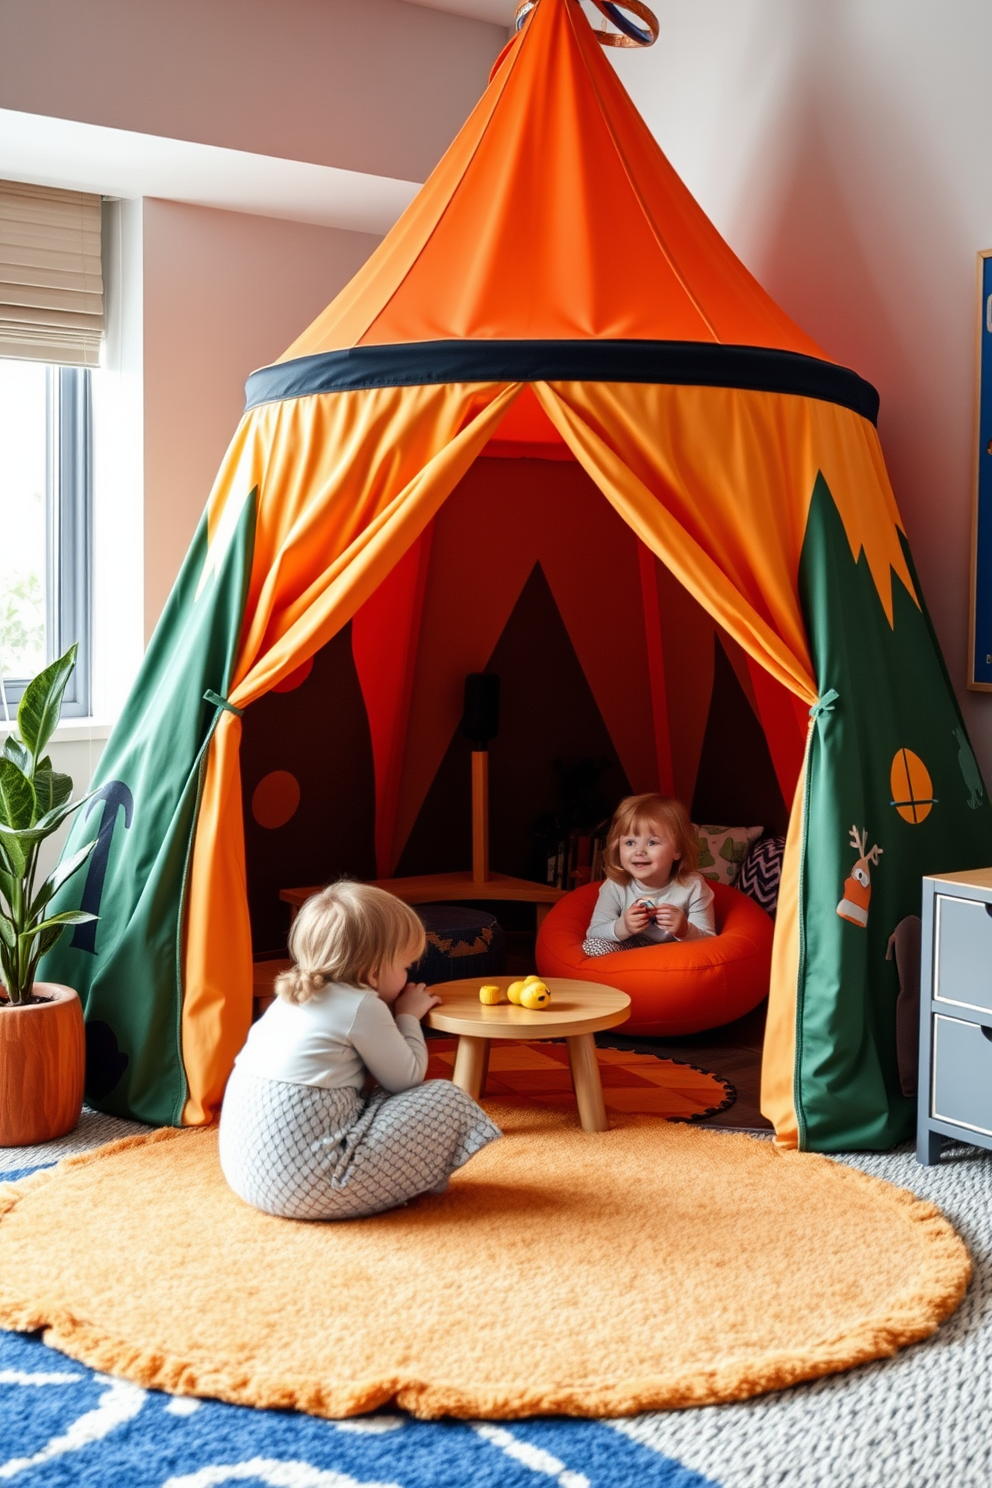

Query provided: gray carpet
[2,1112,989,1485]
[0,1106,145,1175]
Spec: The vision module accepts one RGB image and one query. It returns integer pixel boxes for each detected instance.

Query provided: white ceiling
[402,0,516,24]
[0,109,421,235]
[0,5,518,233]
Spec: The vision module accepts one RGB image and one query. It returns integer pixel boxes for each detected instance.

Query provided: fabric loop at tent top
[245,341,880,425]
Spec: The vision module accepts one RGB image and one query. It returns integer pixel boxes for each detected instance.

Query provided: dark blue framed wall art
[970,249,992,689]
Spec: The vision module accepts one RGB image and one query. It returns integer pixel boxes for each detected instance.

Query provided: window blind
[0,179,103,367]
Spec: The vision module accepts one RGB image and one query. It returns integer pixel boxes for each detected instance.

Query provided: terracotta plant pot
[0,983,86,1147]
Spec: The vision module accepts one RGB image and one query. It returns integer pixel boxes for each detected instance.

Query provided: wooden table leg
[567,1033,609,1132]
[452,1036,490,1100]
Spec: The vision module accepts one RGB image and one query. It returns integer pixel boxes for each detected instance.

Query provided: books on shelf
[545,828,608,890]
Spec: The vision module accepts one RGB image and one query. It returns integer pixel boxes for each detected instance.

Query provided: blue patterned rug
[0,1314,711,1488]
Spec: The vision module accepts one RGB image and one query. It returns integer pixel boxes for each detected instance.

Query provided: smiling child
[583,793,716,956]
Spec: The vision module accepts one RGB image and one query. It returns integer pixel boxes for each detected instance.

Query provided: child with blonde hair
[219,881,500,1220]
[583,793,716,956]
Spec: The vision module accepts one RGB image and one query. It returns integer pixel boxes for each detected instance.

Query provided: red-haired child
[584,793,716,956]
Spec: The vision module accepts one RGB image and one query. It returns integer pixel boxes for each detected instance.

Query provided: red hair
[602,793,698,886]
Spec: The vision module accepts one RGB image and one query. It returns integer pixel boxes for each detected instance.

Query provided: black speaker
[461,673,500,747]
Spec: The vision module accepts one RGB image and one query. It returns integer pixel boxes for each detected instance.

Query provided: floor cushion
[535,880,773,1036]
[413,904,505,985]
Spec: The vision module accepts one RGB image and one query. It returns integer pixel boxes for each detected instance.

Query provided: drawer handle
[985,904,992,919]
[984,1027,992,1043]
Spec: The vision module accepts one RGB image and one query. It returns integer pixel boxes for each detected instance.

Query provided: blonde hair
[602,793,698,886]
[274,881,427,1005]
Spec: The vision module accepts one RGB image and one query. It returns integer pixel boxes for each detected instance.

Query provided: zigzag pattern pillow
[737,835,786,918]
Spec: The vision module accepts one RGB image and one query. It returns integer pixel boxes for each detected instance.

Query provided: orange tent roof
[280,0,826,361]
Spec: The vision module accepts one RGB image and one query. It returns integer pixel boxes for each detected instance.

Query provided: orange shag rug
[426,1037,734,1119]
[0,1110,970,1421]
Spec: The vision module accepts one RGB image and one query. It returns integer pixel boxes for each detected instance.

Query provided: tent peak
[278,0,827,363]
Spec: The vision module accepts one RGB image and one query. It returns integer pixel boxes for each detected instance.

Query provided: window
[0,357,91,719]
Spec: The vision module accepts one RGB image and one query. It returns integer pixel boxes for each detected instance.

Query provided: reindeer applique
[836,826,883,928]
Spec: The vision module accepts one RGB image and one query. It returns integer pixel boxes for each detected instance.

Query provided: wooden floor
[503,931,771,1132]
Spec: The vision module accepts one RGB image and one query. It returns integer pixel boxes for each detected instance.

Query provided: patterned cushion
[737,835,786,918]
[692,823,763,886]
[412,905,506,984]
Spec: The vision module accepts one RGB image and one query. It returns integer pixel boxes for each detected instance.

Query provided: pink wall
[141,199,380,637]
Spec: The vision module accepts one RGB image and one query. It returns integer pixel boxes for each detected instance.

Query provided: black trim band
[245,339,878,424]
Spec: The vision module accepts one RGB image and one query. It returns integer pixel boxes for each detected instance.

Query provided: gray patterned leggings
[582,934,656,957]
[219,1068,501,1221]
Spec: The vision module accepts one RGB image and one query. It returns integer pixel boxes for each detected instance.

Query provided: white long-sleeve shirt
[234,983,428,1094]
[587,874,716,944]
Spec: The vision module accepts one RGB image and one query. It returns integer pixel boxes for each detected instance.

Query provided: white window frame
[0,363,92,719]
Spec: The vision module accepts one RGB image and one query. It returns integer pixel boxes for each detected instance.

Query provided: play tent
[44,0,992,1150]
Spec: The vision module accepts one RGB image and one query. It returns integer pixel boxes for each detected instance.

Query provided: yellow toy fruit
[507,980,527,1005]
[479,984,502,1005]
[520,980,552,1009]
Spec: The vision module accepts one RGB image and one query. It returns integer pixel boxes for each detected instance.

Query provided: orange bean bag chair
[536,880,773,1036]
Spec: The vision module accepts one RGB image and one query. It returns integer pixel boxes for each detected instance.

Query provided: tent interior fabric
[43,0,992,1152]
[239,454,799,957]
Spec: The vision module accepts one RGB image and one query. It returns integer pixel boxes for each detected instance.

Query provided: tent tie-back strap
[203,690,244,718]
[809,688,839,722]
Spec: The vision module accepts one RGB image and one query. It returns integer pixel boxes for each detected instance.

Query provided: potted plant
[0,645,97,1145]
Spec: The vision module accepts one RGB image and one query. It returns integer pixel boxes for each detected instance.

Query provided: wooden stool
[426,976,630,1132]
[251,958,291,1020]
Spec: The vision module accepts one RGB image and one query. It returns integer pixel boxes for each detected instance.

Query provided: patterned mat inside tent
[425,1037,735,1120]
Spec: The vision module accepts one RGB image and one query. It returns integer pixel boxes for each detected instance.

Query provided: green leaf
[20,909,96,942]
[32,769,73,817]
[29,839,95,919]
[0,914,14,951]
[0,758,36,830]
[2,736,31,774]
[16,644,77,762]
[0,787,94,851]
[32,921,68,960]
[19,912,94,985]
[0,831,25,878]
[0,862,14,911]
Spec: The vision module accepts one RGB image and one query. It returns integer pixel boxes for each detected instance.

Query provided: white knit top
[234,983,427,1094]
[586,874,716,943]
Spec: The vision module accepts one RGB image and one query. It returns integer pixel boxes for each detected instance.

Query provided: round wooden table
[425,976,631,1132]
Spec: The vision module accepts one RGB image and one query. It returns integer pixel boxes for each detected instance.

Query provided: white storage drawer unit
[919,868,992,1164]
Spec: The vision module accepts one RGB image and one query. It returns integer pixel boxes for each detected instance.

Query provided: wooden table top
[280,870,565,909]
[425,976,630,1041]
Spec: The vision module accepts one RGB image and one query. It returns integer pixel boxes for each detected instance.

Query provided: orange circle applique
[251,770,301,829]
[890,748,936,824]
[273,657,314,694]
